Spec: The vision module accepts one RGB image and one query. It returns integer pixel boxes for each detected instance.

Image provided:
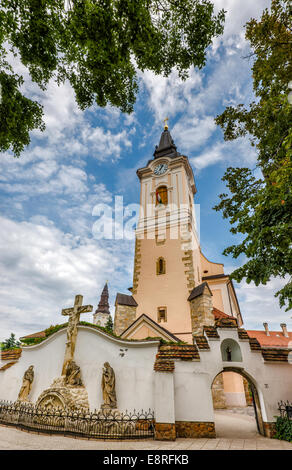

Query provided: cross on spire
[163,117,169,130]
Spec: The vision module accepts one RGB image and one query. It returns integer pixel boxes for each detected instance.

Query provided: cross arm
[77,305,93,314]
[62,307,74,316]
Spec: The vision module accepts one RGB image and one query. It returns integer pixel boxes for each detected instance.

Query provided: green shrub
[21,337,43,346]
[44,323,67,337]
[274,416,292,442]
[1,333,21,350]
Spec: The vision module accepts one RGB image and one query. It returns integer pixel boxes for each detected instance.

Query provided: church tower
[130,122,207,343]
[114,123,242,342]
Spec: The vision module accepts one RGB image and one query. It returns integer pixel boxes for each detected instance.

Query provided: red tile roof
[247,330,292,348]
[20,331,46,340]
[212,307,232,319]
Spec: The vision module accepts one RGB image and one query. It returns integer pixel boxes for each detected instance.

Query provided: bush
[275,416,292,442]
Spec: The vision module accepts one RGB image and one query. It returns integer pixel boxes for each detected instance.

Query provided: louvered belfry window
[156,186,168,205]
[156,257,166,275]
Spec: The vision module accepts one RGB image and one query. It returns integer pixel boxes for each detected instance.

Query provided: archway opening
[211,369,265,438]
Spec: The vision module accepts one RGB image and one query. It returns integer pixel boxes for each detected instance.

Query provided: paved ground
[0,411,291,450]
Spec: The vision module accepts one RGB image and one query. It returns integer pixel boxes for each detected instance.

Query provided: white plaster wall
[197,328,292,422]
[1,326,291,425]
[0,326,159,413]
[154,372,175,423]
[174,361,215,422]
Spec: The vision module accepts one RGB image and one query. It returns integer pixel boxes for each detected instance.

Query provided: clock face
[154,163,168,175]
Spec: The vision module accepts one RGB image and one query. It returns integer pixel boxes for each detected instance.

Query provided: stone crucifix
[61,294,93,375]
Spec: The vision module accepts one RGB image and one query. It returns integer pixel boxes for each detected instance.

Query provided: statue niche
[17,365,34,402]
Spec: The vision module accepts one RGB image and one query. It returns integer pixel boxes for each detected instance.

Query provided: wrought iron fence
[278,400,292,420]
[0,400,155,440]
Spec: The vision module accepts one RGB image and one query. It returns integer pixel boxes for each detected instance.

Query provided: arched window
[156,257,166,275]
[221,339,243,362]
[156,186,168,206]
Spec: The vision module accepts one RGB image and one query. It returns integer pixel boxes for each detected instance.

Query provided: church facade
[0,125,291,441]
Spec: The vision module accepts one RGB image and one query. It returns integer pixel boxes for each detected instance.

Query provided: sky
[1,0,291,342]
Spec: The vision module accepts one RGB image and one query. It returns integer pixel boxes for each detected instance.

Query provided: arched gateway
[211,367,265,436]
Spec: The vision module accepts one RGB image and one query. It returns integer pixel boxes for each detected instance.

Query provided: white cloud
[140,67,202,123]
[0,216,134,341]
[235,276,292,331]
[190,137,257,170]
[173,116,216,151]
[81,125,132,161]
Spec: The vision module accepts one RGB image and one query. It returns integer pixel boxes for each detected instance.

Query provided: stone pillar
[211,373,227,409]
[243,377,253,406]
[154,372,176,441]
[189,284,214,336]
[114,304,137,336]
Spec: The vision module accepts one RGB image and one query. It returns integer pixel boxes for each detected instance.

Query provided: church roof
[121,313,181,342]
[188,282,212,301]
[212,307,232,320]
[246,330,292,348]
[115,293,138,307]
[95,282,110,315]
[20,330,46,340]
[153,128,180,159]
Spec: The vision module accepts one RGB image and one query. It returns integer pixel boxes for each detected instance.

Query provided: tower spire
[93,282,111,327]
[153,123,179,159]
[95,282,110,315]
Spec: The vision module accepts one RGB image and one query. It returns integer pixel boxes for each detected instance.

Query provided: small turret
[93,282,111,327]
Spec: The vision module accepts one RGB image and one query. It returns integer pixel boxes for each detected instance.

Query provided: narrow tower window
[158,307,167,323]
[156,186,168,205]
[156,257,166,275]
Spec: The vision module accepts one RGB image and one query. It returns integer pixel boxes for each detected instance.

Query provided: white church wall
[0,331,65,403]
[199,328,292,423]
[1,325,291,427]
[75,327,158,412]
[0,326,159,413]
[154,372,175,423]
[174,361,215,422]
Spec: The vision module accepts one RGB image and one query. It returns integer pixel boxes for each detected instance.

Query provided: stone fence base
[176,421,216,438]
[263,422,277,438]
[155,423,176,441]
[155,421,216,440]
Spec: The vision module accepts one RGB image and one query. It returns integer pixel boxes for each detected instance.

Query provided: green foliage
[1,333,21,350]
[0,0,225,156]
[104,315,114,334]
[144,337,186,344]
[214,0,292,311]
[79,320,120,338]
[44,323,68,337]
[274,416,292,442]
[21,323,68,346]
[20,337,43,346]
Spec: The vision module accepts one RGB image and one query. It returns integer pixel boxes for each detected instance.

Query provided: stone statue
[18,365,34,402]
[226,346,232,362]
[101,362,117,409]
[64,360,83,386]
